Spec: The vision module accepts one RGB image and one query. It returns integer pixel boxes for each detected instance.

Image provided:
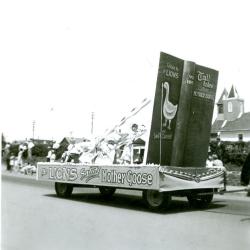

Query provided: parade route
[2,170,250,250]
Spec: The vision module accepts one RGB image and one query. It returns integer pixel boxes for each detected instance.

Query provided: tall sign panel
[146,52,218,167]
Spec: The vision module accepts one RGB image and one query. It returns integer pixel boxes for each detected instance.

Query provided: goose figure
[162,82,178,129]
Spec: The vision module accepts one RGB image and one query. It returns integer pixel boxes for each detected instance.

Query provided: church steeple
[217,88,228,105]
[215,85,244,122]
[223,85,244,121]
[228,85,239,98]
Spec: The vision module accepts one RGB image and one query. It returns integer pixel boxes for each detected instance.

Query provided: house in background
[31,138,55,147]
[59,137,90,150]
[211,85,250,141]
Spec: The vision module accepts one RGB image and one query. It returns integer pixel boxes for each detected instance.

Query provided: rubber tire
[99,187,116,198]
[55,182,73,198]
[187,193,213,208]
[143,190,171,211]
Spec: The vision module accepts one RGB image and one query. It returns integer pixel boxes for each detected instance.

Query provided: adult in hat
[241,152,250,186]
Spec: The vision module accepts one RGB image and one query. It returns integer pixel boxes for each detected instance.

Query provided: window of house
[238,134,243,141]
[218,104,223,114]
[228,102,233,112]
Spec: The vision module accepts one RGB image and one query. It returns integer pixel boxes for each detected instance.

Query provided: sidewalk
[220,185,250,198]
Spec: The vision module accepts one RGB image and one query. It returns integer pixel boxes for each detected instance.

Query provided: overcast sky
[1,0,250,142]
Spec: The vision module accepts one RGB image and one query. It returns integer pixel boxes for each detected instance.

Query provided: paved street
[2,172,250,250]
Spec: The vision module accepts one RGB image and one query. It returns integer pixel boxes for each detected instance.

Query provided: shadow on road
[44,191,226,214]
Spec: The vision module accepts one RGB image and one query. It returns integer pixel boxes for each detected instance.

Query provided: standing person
[50,149,56,162]
[46,148,52,162]
[9,153,15,172]
[120,123,139,164]
[27,140,34,162]
[241,152,250,186]
[47,148,56,162]
[4,144,11,171]
[17,148,24,170]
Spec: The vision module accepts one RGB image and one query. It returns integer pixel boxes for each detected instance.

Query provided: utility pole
[32,120,36,140]
[91,112,94,135]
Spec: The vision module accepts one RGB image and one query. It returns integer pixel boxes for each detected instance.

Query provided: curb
[221,186,250,198]
[1,171,54,188]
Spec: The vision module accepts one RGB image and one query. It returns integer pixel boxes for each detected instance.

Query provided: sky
[1,0,250,142]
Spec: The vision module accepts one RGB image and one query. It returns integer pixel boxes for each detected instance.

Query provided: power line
[32,120,36,139]
[91,112,94,135]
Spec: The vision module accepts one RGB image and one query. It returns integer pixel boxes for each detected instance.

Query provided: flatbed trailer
[37,162,227,210]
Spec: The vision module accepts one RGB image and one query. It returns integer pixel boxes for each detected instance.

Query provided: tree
[1,133,6,149]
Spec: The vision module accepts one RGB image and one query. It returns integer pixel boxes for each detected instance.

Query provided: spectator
[27,140,34,161]
[9,153,15,171]
[241,152,250,186]
[61,150,68,162]
[17,148,24,170]
[3,144,11,171]
[50,149,56,162]
[212,154,223,167]
[206,155,213,167]
[20,162,36,175]
[46,148,53,162]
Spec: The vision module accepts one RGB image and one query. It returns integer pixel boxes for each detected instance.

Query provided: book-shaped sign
[146,52,218,167]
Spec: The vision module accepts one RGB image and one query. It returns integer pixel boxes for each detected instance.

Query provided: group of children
[206,154,224,168]
[58,123,146,165]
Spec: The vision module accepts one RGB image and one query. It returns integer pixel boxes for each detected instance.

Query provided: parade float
[37,52,227,210]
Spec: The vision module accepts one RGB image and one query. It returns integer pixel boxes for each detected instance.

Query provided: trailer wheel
[187,194,213,208]
[55,182,73,198]
[99,187,116,198]
[143,190,171,211]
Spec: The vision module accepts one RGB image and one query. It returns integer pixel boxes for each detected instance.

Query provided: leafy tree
[32,143,49,157]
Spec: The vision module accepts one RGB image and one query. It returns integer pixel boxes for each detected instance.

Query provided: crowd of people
[2,142,36,175]
[1,123,146,175]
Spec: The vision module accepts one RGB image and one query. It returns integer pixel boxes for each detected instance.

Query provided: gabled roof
[220,112,250,132]
[211,120,225,133]
[133,138,145,145]
[228,85,239,98]
[60,137,89,144]
[217,88,228,105]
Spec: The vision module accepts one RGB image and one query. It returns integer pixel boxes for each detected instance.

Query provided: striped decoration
[103,97,151,137]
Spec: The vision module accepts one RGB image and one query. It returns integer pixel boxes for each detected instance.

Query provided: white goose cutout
[162,82,178,129]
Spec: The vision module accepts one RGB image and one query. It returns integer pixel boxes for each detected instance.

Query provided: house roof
[211,120,225,133]
[60,137,89,144]
[220,112,250,132]
[133,138,145,145]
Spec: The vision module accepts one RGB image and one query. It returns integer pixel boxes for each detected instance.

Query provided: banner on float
[37,163,159,190]
[159,166,225,191]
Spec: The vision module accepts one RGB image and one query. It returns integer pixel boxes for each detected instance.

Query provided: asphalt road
[2,174,250,250]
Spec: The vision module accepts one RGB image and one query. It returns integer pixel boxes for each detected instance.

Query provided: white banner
[37,163,159,190]
[37,163,225,192]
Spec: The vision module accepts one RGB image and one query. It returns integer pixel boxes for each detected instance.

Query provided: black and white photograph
[1,0,250,249]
